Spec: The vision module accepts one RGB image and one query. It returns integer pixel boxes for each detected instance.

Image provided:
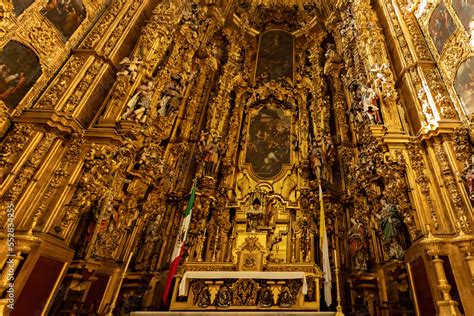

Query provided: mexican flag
[319,183,332,307]
[162,180,197,304]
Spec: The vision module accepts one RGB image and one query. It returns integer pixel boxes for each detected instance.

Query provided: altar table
[178,271,308,296]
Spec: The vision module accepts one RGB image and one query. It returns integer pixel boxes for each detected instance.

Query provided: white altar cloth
[178,271,308,296]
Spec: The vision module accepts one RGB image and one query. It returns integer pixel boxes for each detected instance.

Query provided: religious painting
[245,105,290,179]
[256,30,294,81]
[41,0,86,40]
[454,58,473,115]
[452,0,474,30]
[429,2,457,52]
[13,0,34,16]
[0,41,42,109]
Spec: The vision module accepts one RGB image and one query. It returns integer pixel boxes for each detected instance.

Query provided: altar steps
[131,312,336,316]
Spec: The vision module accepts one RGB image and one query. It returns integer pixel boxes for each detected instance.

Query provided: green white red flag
[162,180,197,305]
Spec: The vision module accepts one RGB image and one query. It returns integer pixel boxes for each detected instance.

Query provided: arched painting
[245,105,290,179]
[41,0,86,40]
[0,41,42,109]
[429,2,457,52]
[454,58,473,115]
[256,30,294,81]
[452,0,473,30]
[13,0,34,16]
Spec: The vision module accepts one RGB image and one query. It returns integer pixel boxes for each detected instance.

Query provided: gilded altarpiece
[0,0,473,315]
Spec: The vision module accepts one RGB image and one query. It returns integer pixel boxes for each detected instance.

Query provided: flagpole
[107,251,133,316]
[162,179,198,306]
[319,181,332,308]
[334,249,344,316]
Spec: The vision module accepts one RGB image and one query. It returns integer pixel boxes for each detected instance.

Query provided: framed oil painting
[454,58,473,115]
[256,30,294,81]
[429,2,456,52]
[452,0,473,30]
[41,0,86,40]
[13,0,34,16]
[0,41,42,109]
[245,105,291,179]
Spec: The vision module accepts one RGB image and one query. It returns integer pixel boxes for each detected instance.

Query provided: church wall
[373,0,473,315]
[0,0,164,314]
[0,0,111,118]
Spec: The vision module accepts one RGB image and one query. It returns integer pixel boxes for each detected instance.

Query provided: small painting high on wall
[0,41,42,109]
[452,0,473,30]
[454,58,473,116]
[256,30,294,81]
[41,0,86,40]
[245,105,291,179]
[429,2,457,52]
[13,0,34,16]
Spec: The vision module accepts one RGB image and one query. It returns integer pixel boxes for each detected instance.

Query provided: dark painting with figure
[13,0,35,16]
[246,105,290,179]
[429,2,456,52]
[256,30,294,81]
[41,0,86,40]
[0,41,42,109]
[452,0,474,30]
[454,58,474,115]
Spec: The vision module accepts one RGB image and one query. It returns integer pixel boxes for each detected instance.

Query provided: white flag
[319,183,332,307]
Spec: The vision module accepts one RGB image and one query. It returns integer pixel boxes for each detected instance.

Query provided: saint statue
[348,217,368,271]
[136,215,162,269]
[379,199,404,259]
[122,81,154,123]
[247,198,264,232]
[361,86,382,125]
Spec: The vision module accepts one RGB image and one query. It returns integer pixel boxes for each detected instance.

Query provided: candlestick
[334,248,344,316]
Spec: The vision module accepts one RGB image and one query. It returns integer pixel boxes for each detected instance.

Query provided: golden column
[453,232,474,287]
[421,232,461,316]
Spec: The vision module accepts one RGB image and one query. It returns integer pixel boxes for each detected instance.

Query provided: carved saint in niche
[121,80,154,123]
[360,86,383,125]
[117,57,143,82]
[158,74,184,117]
[247,198,264,232]
[136,215,162,270]
[378,198,405,259]
[309,140,322,179]
[197,129,225,177]
[258,282,274,307]
[215,284,232,307]
[197,285,211,308]
[348,217,368,271]
[278,285,294,307]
